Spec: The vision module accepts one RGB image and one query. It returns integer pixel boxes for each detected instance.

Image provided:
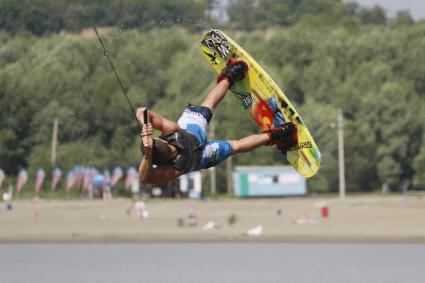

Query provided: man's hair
[151,139,173,165]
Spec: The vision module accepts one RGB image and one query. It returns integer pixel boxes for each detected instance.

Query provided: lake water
[0,243,424,283]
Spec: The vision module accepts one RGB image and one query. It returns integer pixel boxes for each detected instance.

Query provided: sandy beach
[1,195,425,243]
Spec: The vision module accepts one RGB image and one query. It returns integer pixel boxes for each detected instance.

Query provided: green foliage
[227,0,390,30]
[391,11,414,27]
[0,0,403,36]
[357,5,387,25]
[414,134,425,183]
[0,0,208,35]
[299,100,338,193]
[0,29,195,174]
[1,0,425,194]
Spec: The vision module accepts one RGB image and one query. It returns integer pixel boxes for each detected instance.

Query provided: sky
[345,0,425,20]
[212,0,425,22]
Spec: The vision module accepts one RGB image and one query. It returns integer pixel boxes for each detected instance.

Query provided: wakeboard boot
[264,122,298,153]
[217,58,248,86]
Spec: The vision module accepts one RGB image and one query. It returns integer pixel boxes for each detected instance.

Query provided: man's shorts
[177,104,233,170]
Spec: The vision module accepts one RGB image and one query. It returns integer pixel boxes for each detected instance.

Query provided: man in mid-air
[138,59,297,184]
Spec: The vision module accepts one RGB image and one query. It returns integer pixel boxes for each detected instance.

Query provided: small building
[233,166,306,197]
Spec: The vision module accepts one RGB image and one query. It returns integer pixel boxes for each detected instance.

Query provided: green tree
[391,11,414,26]
[357,5,387,25]
[227,0,258,31]
[1,20,425,194]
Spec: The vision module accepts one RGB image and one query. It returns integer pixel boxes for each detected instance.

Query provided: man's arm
[137,115,181,184]
[139,161,182,184]
[136,107,179,134]
[138,133,182,184]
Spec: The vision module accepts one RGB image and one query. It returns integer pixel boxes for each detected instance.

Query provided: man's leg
[198,133,270,169]
[201,59,248,113]
[199,130,293,169]
[200,79,230,113]
[229,133,271,154]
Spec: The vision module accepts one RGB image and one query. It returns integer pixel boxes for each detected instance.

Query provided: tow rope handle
[143,109,148,126]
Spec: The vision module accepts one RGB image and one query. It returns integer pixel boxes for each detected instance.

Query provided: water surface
[0,243,424,283]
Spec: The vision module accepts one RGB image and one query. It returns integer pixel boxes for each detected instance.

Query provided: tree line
[0,0,207,35]
[0,0,416,36]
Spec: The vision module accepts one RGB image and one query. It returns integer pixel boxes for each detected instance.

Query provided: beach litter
[293,216,318,225]
[203,221,220,230]
[227,214,238,225]
[245,225,264,236]
[314,201,330,218]
[177,217,184,227]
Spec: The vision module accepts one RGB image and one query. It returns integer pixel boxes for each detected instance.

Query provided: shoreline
[1,196,424,243]
[2,237,425,244]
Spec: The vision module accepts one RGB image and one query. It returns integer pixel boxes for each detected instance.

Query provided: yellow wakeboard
[200,29,320,178]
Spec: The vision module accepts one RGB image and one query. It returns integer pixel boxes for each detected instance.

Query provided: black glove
[264,122,298,152]
[217,58,248,86]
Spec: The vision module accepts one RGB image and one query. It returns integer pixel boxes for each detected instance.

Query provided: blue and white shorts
[177,104,233,170]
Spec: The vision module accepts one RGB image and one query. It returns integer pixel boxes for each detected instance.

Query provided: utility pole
[209,117,216,195]
[337,109,346,199]
[226,156,233,195]
[51,118,59,167]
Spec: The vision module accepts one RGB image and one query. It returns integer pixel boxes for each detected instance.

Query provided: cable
[84,6,142,133]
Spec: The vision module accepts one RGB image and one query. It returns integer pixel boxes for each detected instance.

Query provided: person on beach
[138,59,297,184]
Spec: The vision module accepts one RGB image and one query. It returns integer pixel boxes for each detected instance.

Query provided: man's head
[151,138,173,165]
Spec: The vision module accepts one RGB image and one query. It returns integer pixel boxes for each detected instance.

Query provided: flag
[104,169,111,187]
[111,167,123,187]
[0,169,5,189]
[16,169,28,193]
[66,171,76,192]
[74,166,84,189]
[51,168,62,191]
[82,168,92,191]
[35,168,45,194]
[91,174,105,187]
